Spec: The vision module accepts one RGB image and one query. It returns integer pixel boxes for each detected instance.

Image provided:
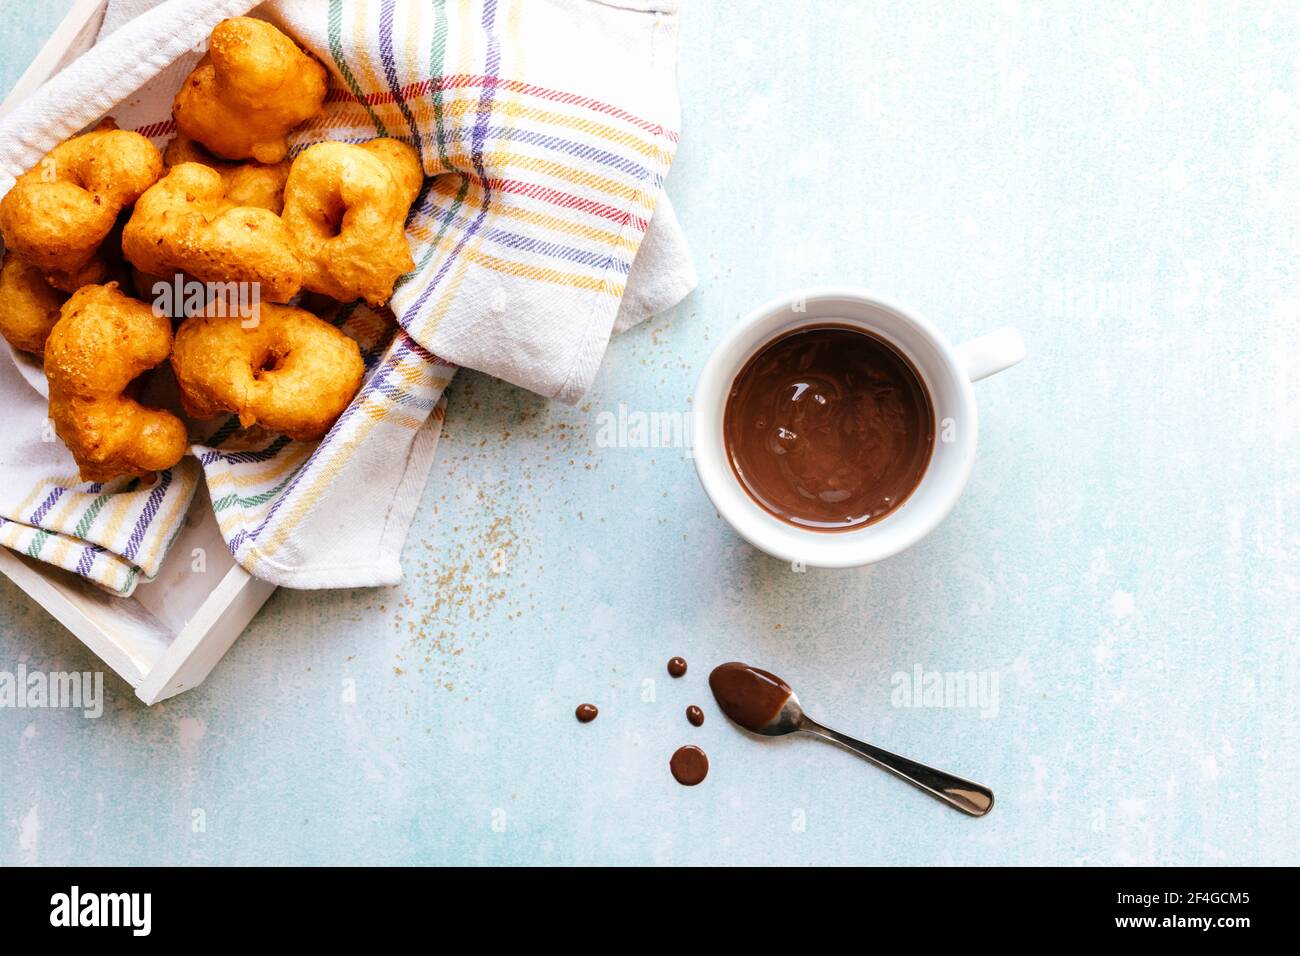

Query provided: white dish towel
[0,0,695,594]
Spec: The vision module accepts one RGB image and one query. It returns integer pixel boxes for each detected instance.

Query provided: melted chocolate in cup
[669,745,709,785]
[667,656,687,678]
[708,662,794,733]
[686,705,704,727]
[574,703,598,723]
[723,325,934,531]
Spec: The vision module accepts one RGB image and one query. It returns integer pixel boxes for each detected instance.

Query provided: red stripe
[134,119,176,139]
[483,177,649,232]
[398,332,456,368]
[325,74,679,143]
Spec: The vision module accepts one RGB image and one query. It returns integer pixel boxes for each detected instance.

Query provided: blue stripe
[28,487,65,525]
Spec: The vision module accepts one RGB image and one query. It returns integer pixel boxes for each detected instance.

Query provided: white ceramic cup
[692,288,1025,568]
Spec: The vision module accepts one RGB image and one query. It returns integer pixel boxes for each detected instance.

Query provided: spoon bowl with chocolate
[709,662,994,817]
[693,288,1025,567]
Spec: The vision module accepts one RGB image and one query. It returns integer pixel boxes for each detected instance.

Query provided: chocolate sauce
[669,745,709,785]
[723,325,934,531]
[708,662,794,732]
[686,705,704,726]
[667,656,687,678]
[574,703,598,723]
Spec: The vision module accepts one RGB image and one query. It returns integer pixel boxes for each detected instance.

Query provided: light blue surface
[2,1,1297,866]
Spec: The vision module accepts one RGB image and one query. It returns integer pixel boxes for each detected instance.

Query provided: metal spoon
[710,662,994,817]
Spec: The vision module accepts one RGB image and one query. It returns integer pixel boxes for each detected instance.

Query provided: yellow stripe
[96,486,140,551]
[460,244,623,295]
[451,148,654,208]
[254,363,433,558]
[105,558,130,592]
[412,227,624,295]
[253,397,383,556]
[395,359,428,388]
[403,213,626,280]
[402,0,423,144]
[352,0,381,110]
[10,474,81,517]
[453,0,474,75]
[0,524,32,550]
[204,442,315,492]
[214,508,242,540]
[0,514,131,591]
[48,534,73,568]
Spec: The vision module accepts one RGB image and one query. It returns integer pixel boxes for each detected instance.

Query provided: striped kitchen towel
[0,0,694,594]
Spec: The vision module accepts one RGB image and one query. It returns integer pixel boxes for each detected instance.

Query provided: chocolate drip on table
[667,656,687,678]
[686,705,704,726]
[669,745,708,785]
[574,703,598,723]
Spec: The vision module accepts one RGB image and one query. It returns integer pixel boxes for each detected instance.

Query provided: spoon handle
[800,718,995,817]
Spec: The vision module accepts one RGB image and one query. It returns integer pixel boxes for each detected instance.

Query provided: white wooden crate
[0,0,277,704]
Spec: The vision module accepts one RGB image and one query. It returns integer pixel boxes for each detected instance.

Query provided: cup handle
[955,327,1026,382]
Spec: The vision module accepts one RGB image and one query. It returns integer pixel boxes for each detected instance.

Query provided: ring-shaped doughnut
[0,123,161,292]
[170,301,365,441]
[281,139,423,306]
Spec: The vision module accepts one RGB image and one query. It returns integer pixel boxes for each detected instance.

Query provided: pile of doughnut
[0,17,424,483]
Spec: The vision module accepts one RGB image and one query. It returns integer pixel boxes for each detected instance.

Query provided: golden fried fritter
[163,133,290,214]
[280,139,423,306]
[173,17,327,164]
[121,162,303,302]
[44,284,188,482]
[171,301,364,441]
[0,252,69,355]
[0,124,161,291]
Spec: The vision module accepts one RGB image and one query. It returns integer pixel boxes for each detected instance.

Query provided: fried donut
[281,139,423,306]
[163,133,290,214]
[171,302,364,441]
[0,253,68,355]
[173,17,327,164]
[0,124,162,291]
[44,284,188,482]
[122,162,302,302]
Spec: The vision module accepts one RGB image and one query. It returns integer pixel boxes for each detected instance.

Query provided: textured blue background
[2,1,1297,865]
